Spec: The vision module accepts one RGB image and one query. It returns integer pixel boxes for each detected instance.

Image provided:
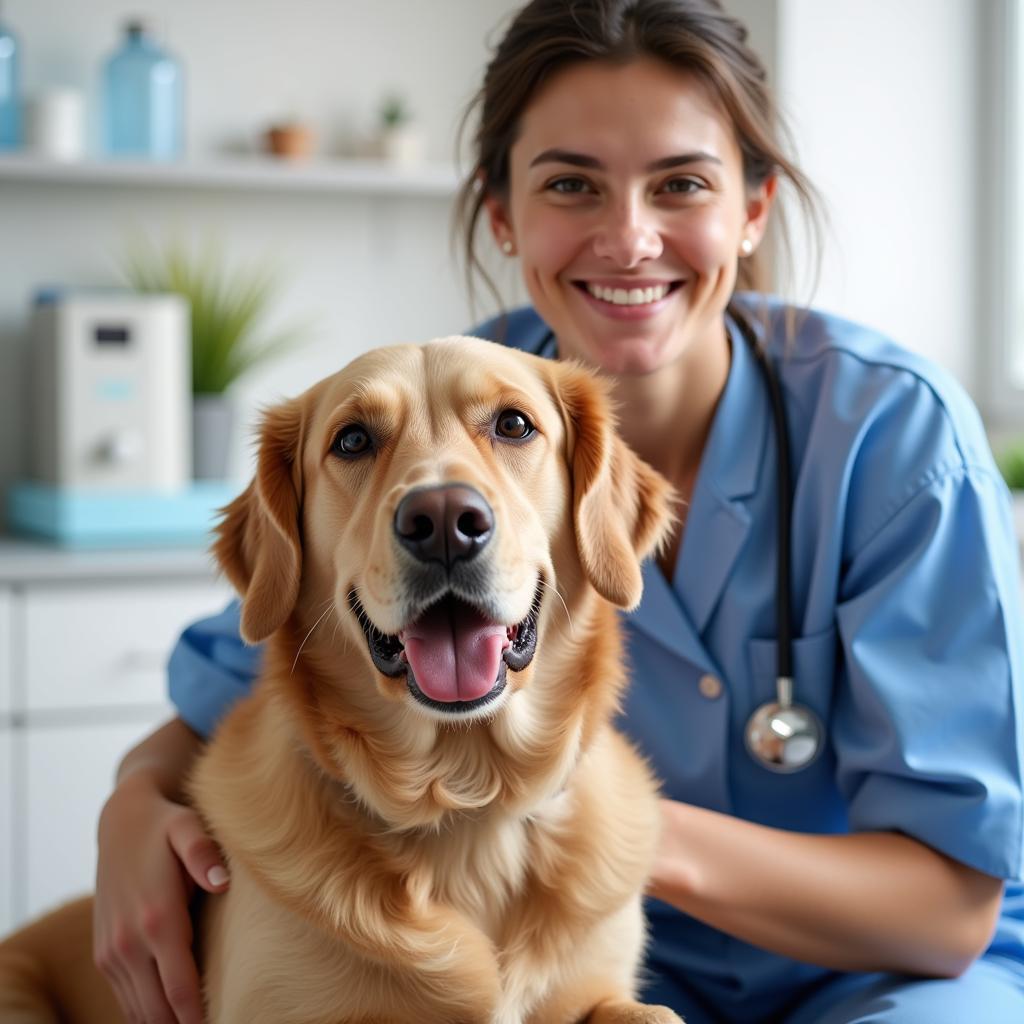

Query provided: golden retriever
[0,337,682,1024]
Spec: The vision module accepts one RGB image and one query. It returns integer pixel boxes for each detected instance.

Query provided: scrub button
[698,674,722,700]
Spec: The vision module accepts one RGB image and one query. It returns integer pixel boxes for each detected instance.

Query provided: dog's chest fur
[401,789,573,944]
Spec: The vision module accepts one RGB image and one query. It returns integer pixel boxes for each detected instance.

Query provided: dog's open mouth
[350,585,541,714]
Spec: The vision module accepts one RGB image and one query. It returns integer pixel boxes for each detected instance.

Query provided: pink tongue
[402,600,509,703]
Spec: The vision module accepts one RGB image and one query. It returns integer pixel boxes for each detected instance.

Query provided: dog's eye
[495,409,535,440]
[332,424,374,458]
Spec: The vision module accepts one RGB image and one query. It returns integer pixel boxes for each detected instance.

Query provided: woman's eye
[549,177,591,195]
[495,409,535,440]
[332,424,374,458]
[662,177,703,195]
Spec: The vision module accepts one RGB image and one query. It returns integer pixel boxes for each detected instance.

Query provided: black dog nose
[394,484,494,566]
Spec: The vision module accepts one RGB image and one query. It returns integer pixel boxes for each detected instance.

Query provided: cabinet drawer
[22,579,233,712]
[0,588,11,715]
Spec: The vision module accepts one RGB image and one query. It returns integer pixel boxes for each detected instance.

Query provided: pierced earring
[502,240,515,255]
[740,238,754,256]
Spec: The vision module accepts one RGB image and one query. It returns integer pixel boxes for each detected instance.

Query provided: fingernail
[207,866,229,887]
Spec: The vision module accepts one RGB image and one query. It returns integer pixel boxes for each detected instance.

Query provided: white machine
[30,290,191,490]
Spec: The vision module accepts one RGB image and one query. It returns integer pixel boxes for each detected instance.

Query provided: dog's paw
[587,1001,684,1023]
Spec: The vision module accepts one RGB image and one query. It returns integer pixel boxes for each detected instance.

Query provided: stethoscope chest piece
[744,676,824,773]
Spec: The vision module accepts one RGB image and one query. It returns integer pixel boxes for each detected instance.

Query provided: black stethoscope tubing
[733,307,794,683]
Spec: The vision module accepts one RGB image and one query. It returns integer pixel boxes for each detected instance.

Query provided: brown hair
[453,0,823,320]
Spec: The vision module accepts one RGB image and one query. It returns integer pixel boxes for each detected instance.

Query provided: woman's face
[485,57,774,376]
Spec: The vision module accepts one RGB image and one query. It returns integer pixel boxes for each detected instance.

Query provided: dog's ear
[212,398,304,644]
[552,362,677,610]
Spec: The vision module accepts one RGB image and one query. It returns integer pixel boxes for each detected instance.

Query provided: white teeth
[586,282,670,305]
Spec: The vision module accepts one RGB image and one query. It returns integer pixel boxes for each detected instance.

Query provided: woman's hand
[93,771,229,1024]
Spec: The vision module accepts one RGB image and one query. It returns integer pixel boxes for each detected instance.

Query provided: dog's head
[214,338,674,730]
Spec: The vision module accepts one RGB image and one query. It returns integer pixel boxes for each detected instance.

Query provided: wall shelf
[0,153,460,197]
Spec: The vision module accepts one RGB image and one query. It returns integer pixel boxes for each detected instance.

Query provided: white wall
[774,0,981,394]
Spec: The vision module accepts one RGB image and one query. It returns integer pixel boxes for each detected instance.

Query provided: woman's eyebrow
[528,148,722,171]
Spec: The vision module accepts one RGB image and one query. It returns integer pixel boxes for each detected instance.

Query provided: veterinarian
[93,1,1024,1021]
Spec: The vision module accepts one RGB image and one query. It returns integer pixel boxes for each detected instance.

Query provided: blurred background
[0,0,1022,935]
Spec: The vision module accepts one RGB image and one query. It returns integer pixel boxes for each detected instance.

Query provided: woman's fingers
[166,809,230,894]
[106,961,144,1024]
[138,885,206,1024]
[128,954,184,1024]
[153,942,206,1024]
[94,786,225,1023]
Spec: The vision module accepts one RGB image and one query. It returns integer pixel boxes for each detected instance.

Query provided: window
[988,0,1024,422]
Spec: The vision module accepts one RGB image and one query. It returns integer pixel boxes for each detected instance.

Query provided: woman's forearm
[649,799,1004,979]
[115,715,206,802]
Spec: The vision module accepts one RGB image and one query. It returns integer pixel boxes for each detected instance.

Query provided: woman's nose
[592,198,663,267]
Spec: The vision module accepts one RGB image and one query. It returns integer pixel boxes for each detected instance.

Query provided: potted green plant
[376,92,423,165]
[121,236,309,479]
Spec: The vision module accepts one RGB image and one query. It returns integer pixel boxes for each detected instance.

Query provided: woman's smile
[572,277,683,321]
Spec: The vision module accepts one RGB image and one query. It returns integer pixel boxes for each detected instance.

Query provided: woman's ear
[482,191,516,255]
[743,174,777,251]
[212,398,305,644]
[552,362,677,610]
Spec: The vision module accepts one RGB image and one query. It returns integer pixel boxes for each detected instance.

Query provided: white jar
[27,89,86,161]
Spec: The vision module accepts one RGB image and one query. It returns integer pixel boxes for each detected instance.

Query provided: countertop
[0,536,219,584]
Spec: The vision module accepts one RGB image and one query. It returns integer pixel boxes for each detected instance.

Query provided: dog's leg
[0,944,60,1024]
[0,896,125,1024]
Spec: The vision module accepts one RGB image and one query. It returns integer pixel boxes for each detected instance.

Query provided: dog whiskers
[538,578,573,637]
[291,600,337,675]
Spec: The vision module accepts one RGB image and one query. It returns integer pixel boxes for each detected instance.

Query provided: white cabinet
[17,719,171,922]
[0,542,234,935]
[0,728,11,933]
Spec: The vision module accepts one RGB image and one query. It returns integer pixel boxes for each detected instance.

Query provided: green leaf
[997,442,1024,491]
[116,235,310,394]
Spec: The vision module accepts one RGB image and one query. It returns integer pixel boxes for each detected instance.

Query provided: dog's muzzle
[349,484,542,714]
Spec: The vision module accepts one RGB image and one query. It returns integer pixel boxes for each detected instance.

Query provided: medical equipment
[29,288,191,490]
[738,309,824,772]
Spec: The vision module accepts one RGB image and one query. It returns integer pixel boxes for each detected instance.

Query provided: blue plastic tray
[6,481,242,548]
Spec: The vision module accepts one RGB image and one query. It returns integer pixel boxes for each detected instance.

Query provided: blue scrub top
[169,296,1024,1015]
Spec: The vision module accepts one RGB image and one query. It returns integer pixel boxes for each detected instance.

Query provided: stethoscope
[532,305,825,773]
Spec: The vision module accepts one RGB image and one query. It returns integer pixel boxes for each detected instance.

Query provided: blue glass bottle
[0,4,21,150]
[102,19,183,160]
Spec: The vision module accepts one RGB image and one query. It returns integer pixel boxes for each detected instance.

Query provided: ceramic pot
[192,393,233,480]
[378,124,423,165]
[264,122,315,160]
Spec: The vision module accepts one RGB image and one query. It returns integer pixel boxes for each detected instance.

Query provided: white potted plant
[122,237,309,479]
